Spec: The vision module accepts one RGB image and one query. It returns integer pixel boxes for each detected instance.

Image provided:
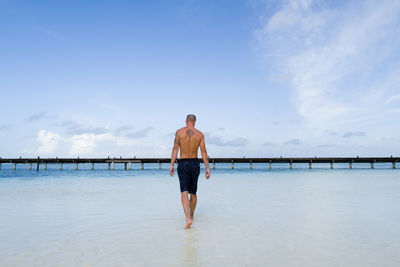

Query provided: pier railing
[0,157,398,171]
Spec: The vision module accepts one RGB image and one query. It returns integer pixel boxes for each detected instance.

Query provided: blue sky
[1,0,399,158]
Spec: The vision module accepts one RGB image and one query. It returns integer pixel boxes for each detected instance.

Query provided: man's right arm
[200,133,210,179]
[170,131,180,176]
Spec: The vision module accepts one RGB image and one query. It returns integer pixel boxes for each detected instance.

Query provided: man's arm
[170,131,180,176]
[200,133,210,179]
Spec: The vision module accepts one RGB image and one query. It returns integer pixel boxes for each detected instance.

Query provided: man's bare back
[174,127,203,159]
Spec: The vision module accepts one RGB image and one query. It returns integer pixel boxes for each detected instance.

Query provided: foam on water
[0,165,399,266]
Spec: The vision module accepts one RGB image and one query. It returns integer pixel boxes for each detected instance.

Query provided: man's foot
[184,218,192,230]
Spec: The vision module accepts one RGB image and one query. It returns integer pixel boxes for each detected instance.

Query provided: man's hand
[170,165,174,177]
[205,168,210,179]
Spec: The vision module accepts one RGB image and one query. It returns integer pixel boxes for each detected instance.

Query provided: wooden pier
[0,156,398,171]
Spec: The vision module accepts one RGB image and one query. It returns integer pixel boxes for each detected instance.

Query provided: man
[170,114,210,229]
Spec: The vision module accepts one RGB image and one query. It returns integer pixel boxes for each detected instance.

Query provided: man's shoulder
[176,127,186,135]
[194,128,204,137]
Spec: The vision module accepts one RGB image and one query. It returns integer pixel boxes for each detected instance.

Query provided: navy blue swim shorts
[177,159,200,194]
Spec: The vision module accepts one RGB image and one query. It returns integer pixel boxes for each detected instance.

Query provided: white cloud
[33,129,163,157]
[69,133,137,156]
[36,130,61,154]
[256,0,400,128]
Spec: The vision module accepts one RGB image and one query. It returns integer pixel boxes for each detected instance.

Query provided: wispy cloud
[342,131,366,138]
[115,125,134,133]
[165,132,175,137]
[26,111,54,122]
[263,142,274,146]
[224,137,249,147]
[125,126,155,139]
[271,119,299,126]
[256,0,400,128]
[37,27,77,45]
[205,133,249,147]
[384,94,400,105]
[0,124,13,131]
[318,144,336,147]
[61,120,110,135]
[284,138,301,145]
[59,120,154,140]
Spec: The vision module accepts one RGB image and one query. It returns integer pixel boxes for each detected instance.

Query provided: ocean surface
[0,163,399,267]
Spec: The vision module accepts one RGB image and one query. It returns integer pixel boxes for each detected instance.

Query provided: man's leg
[189,193,197,220]
[181,191,192,229]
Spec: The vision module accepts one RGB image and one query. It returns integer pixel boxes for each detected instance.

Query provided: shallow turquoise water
[0,164,399,266]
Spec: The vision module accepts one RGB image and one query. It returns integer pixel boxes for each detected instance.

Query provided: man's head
[186,114,196,126]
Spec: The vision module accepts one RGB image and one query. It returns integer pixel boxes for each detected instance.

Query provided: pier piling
[60,163,63,170]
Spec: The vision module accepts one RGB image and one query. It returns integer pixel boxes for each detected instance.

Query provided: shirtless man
[170,114,210,229]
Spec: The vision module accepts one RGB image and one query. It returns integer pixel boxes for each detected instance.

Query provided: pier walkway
[0,157,399,171]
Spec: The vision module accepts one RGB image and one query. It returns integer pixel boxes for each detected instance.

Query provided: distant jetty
[0,156,398,171]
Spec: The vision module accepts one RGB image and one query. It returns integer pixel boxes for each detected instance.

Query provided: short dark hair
[186,114,196,122]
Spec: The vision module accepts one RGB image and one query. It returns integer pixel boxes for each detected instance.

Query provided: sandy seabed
[0,167,399,266]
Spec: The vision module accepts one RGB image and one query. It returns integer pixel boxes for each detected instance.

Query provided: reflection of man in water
[170,114,210,229]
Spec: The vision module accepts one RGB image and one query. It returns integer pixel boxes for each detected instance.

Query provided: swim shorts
[177,158,200,194]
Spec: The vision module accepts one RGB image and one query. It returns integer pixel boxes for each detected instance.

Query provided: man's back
[175,127,203,159]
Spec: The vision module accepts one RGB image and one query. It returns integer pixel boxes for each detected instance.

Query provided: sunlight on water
[0,165,399,266]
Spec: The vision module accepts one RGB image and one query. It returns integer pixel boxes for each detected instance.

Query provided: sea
[0,163,399,267]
